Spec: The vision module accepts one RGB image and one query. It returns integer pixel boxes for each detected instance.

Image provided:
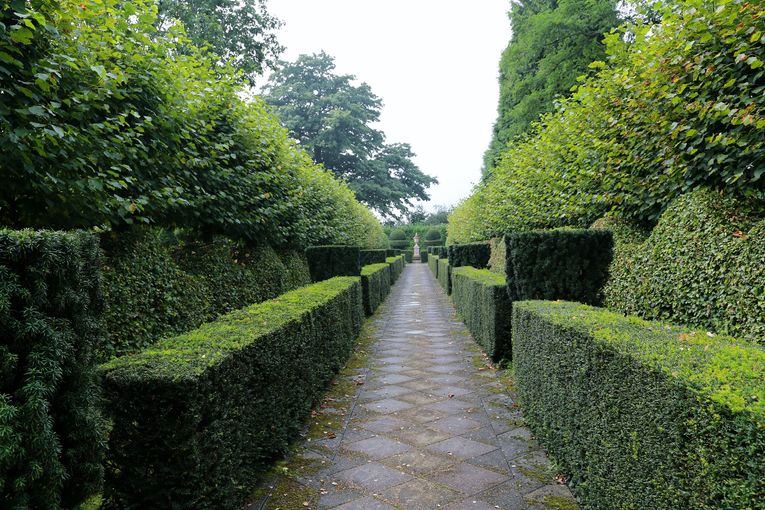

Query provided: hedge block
[0,230,104,508]
[448,242,491,269]
[359,249,388,266]
[305,245,361,282]
[386,256,404,284]
[505,229,612,305]
[385,249,396,258]
[428,255,439,277]
[513,301,765,510]
[452,268,512,360]
[361,263,391,316]
[101,277,364,509]
[403,250,414,263]
[437,258,452,294]
[420,251,428,263]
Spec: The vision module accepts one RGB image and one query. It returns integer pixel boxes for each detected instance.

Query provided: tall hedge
[428,255,439,278]
[437,257,452,295]
[101,277,363,509]
[305,246,361,282]
[448,242,491,269]
[513,301,765,510]
[0,230,104,508]
[505,229,613,305]
[604,189,765,344]
[359,249,387,266]
[386,256,404,284]
[452,268,512,361]
[361,263,391,316]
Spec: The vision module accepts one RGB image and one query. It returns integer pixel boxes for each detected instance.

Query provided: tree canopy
[262,52,438,218]
[482,0,620,173]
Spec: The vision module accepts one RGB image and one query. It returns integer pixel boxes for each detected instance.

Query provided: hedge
[452,268,512,361]
[423,228,443,247]
[428,255,439,278]
[512,301,765,510]
[385,249,396,258]
[101,277,364,509]
[0,230,104,508]
[505,229,613,305]
[360,249,388,266]
[448,242,491,269]
[388,229,408,250]
[603,189,765,344]
[437,257,452,295]
[386,256,404,284]
[487,237,506,274]
[361,263,392,316]
[420,251,428,263]
[305,245,361,282]
[403,250,414,263]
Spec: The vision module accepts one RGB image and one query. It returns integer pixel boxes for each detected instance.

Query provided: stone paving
[251,263,579,510]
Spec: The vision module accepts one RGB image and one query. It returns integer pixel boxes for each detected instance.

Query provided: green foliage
[451,0,765,242]
[447,242,491,269]
[419,250,428,263]
[484,0,620,172]
[360,263,391,316]
[437,258,452,295]
[383,223,448,250]
[487,237,506,275]
[428,255,439,278]
[100,229,308,360]
[505,229,613,305]
[452,268,512,361]
[360,249,387,266]
[262,52,437,218]
[101,277,364,509]
[304,246,361,283]
[604,189,765,344]
[388,229,408,249]
[0,230,104,508]
[512,300,765,510]
[0,0,384,247]
[423,228,443,247]
[156,0,283,79]
[386,255,404,284]
[403,250,413,263]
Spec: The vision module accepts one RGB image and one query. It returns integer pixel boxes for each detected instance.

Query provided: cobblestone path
[252,263,578,510]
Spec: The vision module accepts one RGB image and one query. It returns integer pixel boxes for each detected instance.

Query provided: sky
[258,1,513,211]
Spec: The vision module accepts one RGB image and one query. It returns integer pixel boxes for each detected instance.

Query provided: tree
[483,0,620,173]
[157,0,283,78]
[262,52,438,218]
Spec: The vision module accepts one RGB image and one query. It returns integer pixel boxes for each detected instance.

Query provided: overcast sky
[257,1,512,211]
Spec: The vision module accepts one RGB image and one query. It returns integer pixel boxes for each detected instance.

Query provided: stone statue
[413,233,421,261]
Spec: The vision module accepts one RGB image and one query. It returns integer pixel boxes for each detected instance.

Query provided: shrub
[487,237,506,274]
[420,251,428,263]
[0,230,105,508]
[360,249,387,266]
[361,264,391,316]
[389,229,409,250]
[437,258,452,295]
[512,300,765,510]
[448,242,491,269]
[428,255,439,277]
[101,277,364,509]
[604,189,765,344]
[278,250,312,291]
[505,229,613,305]
[424,228,443,247]
[305,246,361,282]
[452,268,512,360]
[403,250,414,263]
[386,256,404,283]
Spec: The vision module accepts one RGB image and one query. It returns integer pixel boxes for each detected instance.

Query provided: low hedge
[505,229,612,305]
[305,245,361,282]
[452,268,512,360]
[512,301,765,510]
[448,242,491,269]
[386,256,404,284]
[0,230,104,508]
[101,277,364,509]
[428,255,439,277]
[360,249,388,266]
[403,250,414,263]
[420,251,428,263]
[361,263,392,316]
[437,257,452,295]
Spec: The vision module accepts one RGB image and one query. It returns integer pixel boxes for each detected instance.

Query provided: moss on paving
[543,494,581,510]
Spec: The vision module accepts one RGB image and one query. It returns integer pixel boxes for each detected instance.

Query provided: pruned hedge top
[516,301,764,416]
[361,263,390,276]
[452,266,506,287]
[102,277,361,381]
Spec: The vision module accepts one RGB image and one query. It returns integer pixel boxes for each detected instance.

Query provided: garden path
[252,263,578,510]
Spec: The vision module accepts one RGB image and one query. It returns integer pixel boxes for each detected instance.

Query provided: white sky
[257,1,512,210]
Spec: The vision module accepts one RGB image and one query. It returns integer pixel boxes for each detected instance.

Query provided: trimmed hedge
[389,229,409,250]
[386,256,404,284]
[101,277,364,509]
[505,229,613,305]
[488,237,506,274]
[305,245,361,282]
[512,301,765,510]
[423,228,443,247]
[0,230,104,508]
[603,189,765,344]
[437,257,452,295]
[385,249,396,257]
[448,242,491,269]
[403,250,414,263]
[420,251,428,263]
[428,255,439,277]
[452,268,512,361]
[361,263,392,316]
[360,249,388,266]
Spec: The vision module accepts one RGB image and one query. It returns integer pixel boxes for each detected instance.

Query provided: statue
[413,233,421,261]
